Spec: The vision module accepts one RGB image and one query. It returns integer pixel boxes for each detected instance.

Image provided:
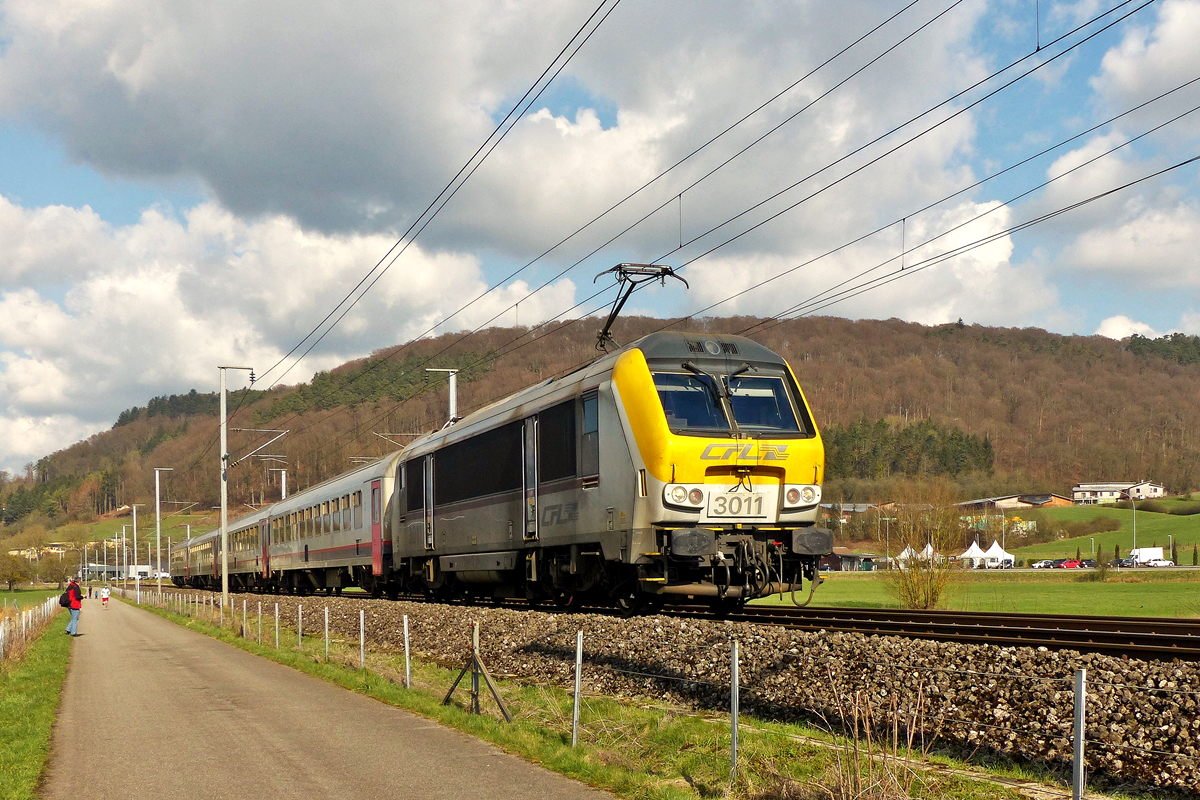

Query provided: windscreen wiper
[681,360,727,402]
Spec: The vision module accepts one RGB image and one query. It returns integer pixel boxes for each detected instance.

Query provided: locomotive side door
[523,416,539,541]
[423,455,435,550]
[371,480,383,574]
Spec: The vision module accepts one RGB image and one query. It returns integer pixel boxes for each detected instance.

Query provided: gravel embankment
[201,593,1200,793]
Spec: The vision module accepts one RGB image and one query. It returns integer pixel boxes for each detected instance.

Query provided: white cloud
[1095,315,1160,339]
[0,196,576,471]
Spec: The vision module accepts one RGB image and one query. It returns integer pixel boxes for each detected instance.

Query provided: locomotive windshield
[652,371,806,435]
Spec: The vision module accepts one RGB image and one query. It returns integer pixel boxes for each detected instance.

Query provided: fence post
[257,602,262,644]
[571,630,583,747]
[324,607,329,661]
[403,615,411,689]
[274,603,279,649]
[471,622,480,715]
[298,605,303,649]
[243,599,247,638]
[1073,668,1087,800]
[359,609,365,669]
[731,639,740,781]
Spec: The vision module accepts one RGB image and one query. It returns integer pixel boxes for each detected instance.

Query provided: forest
[5,316,1200,532]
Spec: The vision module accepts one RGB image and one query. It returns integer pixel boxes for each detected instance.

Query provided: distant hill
[9,316,1200,526]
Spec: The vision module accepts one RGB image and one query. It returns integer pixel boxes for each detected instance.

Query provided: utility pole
[154,468,173,592]
[219,365,255,610]
[131,504,143,578]
[426,368,459,425]
[269,468,287,499]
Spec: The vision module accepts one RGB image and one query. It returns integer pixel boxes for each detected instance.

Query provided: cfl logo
[700,444,789,461]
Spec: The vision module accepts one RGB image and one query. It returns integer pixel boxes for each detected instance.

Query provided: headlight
[688,488,704,505]
[670,485,688,503]
[783,484,820,508]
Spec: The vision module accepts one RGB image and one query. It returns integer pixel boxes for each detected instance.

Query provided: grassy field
[756,570,1200,617]
[79,513,213,544]
[0,609,69,800]
[0,589,59,611]
[1007,506,1200,562]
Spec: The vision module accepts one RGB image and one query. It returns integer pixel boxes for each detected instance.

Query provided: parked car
[1058,559,1082,569]
[1108,557,1136,568]
[1052,558,1069,568]
[1080,559,1097,568]
[1146,558,1176,567]
[1031,559,1054,569]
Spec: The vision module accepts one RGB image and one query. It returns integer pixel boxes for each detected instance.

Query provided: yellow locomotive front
[612,332,830,607]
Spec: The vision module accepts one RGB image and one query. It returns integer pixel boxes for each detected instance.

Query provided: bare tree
[886,483,964,609]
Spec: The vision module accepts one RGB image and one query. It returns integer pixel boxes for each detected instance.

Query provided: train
[172,331,832,612]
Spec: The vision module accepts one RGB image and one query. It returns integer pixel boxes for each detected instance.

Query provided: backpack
[59,590,72,608]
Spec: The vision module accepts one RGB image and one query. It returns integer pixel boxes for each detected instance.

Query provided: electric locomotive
[390,330,830,611]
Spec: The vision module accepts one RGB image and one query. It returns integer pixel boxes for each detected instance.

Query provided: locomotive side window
[435,421,522,505]
[405,460,424,512]
[538,400,576,483]
[581,393,599,478]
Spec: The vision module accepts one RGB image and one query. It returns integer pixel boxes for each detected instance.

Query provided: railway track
[161,586,1200,661]
[720,605,1200,661]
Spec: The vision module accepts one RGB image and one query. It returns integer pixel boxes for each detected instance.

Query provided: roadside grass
[0,609,68,800]
[128,597,1032,800]
[755,571,1200,617]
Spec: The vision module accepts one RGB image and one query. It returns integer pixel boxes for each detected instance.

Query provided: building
[956,494,1073,512]
[1072,481,1165,505]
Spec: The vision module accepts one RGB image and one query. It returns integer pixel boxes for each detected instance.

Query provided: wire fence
[0,595,61,664]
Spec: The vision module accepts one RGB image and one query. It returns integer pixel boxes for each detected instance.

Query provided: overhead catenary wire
[226,0,1160,479]
[178,0,624,479]
[734,87,1200,334]
[752,153,1200,331]
[215,0,939,448]
[254,0,624,391]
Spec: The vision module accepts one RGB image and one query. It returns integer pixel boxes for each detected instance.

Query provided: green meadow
[757,570,1200,617]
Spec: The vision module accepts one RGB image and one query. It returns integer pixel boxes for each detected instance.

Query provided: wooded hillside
[7,315,1200,528]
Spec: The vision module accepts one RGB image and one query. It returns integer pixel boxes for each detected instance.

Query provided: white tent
[958,541,988,568]
[983,540,1015,568]
[896,543,937,567]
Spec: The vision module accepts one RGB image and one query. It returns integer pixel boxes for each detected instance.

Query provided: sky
[1,0,1199,473]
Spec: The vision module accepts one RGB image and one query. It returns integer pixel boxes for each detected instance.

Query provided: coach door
[523,417,539,541]
[260,519,270,578]
[371,480,383,575]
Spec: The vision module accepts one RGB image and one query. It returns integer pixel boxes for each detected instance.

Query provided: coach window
[321,501,330,534]
[342,494,351,529]
[333,497,343,532]
[581,392,599,481]
[539,400,576,484]
[352,491,363,529]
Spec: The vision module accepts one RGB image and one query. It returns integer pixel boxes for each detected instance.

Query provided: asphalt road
[41,598,612,800]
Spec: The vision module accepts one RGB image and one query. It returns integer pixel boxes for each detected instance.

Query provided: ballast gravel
[202,593,1200,793]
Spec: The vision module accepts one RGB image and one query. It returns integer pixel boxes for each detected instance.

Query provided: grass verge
[126,597,1043,800]
[0,609,68,800]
